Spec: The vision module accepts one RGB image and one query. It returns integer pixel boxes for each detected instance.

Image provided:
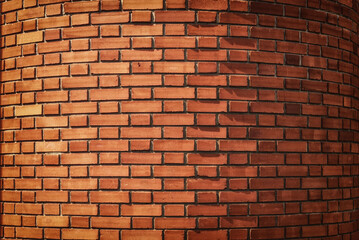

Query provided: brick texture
[0,0,358,239]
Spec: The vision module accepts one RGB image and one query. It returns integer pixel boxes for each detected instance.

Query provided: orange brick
[91,63,129,74]
[18,7,45,20]
[121,205,162,216]
[91,12,129,24]
[89,166,129,177]
[1,23,22,36]
[16,55,43,68]
[61,153,97,165]
[15,105,42,116]
[154,166,194,177]
[121,179,162,190]
[36,142,67,152]
[61,102,97,114]
[62,229,98,240]
[189,0,228,10]
[62,51,98,63]
[61,128,98,140]
[121,101,162,113]
[121,49,162,61]
[154,88,195,98]
[38,40,70,53]
[17,31,43,45]
[64,1,99,13]
[155,217,196,229]
[154,62,195,73]
[1,94,21,106]
[37,91,68,103]
[37,216,69,227]
[153,140,194,151]
[122,230,162,239]
[62,204,97,216]
[15,203,42,215]
[15,129,42,141]
[92,217,130,228]
[123,0,163,9]
[90,192,129,203]
[90,89,129,100]
[63,26,98,39]
[89,114,128,126]
[2,0,22,12]
[37,65,69,78]
[89,140,128,151]
[16,227,43,239]
[61,179,97,190]
[122,24,163,36]
[121,127,161,138]
[91,38,130,49]
[62,76,98,89]
[36,191,68,202]
[153,192,195,203]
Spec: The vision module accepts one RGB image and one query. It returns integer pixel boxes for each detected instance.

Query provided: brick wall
[0,0,358,239]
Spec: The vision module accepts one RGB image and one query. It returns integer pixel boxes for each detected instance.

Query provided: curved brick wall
[1,0,358,239]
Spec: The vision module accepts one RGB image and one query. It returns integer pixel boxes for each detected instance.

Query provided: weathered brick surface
[0,0,358,239]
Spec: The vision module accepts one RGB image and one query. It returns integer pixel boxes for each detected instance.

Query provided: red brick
[63,26,98,39]
[89,140,128,151]
[189,0,227,10]
[91,63,129,74]
[121,49,162,61]
[122,24,162,36]
[250,228,285,239]
[91,38,130,49]
[38,16,70,29]
[62,229,98,240]
[154,166,194,177]
[62,51,98,63]
[188,24,227,36]
[155,37,195,48]
[220,191,257,202]
[220,13,256,25]
[122,101,162,113]
[121,204,162,216]
[187,178,227,190]
[36,191,68,202]
[155,217,196,229]
[90,89,129,100]
[15,203,42,215]
[37,216,69,227]
[90,192,129,203]
[36,142,67,152]
[62,204,97,216]
[121,178,161,190]
[154,192,195,203]
[251,27,284,40]
[17,55,43,68]
[36,166,68,177]
[122,230,163,239]
[16,227,43,239]
[91,217,130,228]
[37,91,68,103]
[153,140,194,151]
[221,216,258,228]
[89,166,128,177]
[38,41,70,53]
[154,62,195,73]
[61,102,97,114]
[62,76,98,89]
